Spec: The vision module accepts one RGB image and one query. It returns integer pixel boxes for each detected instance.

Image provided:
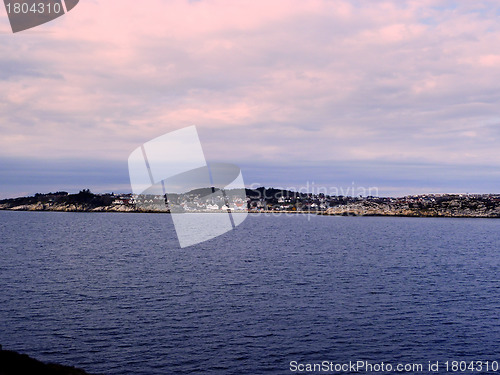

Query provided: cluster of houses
[326,193,500,217]
[108,190,500,214]
[111,192,247,212]
[5,189,498,216]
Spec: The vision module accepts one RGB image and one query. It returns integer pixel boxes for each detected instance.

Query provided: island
[1,188,500,218]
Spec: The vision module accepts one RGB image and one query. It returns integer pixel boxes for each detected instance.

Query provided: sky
[1,0,500,198]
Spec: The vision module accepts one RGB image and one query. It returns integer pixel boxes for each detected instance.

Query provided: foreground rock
[0,347,98,375]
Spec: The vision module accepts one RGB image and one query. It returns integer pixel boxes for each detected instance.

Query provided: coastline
[1,205,499,218]
[2,189,500,218]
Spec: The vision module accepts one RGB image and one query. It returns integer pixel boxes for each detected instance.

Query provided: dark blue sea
[0,211,499,374]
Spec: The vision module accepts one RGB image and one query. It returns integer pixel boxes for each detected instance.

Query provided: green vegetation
[0,190,114,210]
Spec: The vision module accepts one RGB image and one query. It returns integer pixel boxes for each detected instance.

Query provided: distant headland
[1,188,500,218]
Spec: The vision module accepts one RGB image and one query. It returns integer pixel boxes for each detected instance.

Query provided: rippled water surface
[0,211,499,374]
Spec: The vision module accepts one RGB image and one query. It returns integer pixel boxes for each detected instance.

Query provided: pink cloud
[478,54,500,66]
[1,0,500,169]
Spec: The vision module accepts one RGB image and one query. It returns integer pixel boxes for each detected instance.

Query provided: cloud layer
[1,0,500,196]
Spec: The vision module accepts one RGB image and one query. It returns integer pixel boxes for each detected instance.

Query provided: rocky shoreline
[0,201,139,213]
[2,202,500,218]
[2,189,500,218]
[323,200,500,218]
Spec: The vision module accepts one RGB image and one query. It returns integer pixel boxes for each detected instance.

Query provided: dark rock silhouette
[0,347,97,375]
